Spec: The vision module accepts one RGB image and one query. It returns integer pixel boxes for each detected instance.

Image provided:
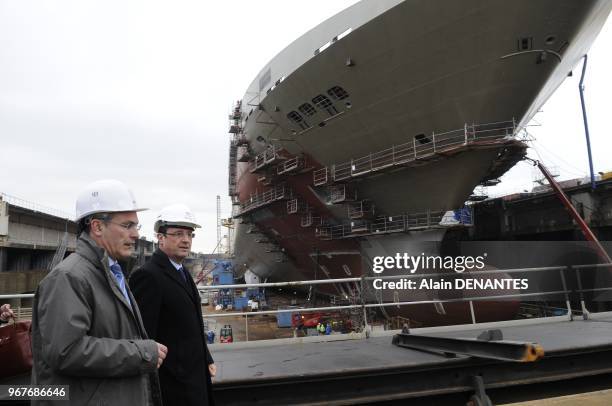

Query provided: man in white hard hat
[130,204,216,406]
[30,179,165,406]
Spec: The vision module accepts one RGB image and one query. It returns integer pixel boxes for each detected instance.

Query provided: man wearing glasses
[130,204,216,406]
[31,179,165,406]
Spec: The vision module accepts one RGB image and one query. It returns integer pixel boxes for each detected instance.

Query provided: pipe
[579,55,596,190]
[528,158,611,263]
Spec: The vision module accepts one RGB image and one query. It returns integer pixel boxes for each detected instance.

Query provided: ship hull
[229,0,612,324]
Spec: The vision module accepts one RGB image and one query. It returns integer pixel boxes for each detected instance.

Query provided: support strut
[525,158,612,263]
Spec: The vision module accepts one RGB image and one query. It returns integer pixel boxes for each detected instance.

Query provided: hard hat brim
[76,207,148,222]
[154,221,201,232]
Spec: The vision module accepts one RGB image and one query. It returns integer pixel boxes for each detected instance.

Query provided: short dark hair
[78,213,115,236]
[157,225,194,236]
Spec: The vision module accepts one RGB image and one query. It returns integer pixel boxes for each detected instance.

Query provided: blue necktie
[110,263,131,305]
[178,267,187,283]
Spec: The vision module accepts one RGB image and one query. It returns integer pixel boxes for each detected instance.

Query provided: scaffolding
[228,140,238,196]
[227,100,244,197]
[228,100,242,134]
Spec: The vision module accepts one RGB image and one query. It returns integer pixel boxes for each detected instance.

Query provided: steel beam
[391,330,544,363]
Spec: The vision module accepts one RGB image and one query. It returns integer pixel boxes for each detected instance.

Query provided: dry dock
[210,313,612,405]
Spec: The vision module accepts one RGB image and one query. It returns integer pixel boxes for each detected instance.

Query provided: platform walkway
[211,313,612,405]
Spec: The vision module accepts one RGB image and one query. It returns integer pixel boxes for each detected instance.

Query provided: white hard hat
[75,179,147,221]
[154,203,201,232]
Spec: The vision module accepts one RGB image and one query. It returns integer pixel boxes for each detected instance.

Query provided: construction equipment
[219,324,233,343]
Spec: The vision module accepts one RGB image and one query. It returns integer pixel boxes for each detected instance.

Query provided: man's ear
[90,219,104,237]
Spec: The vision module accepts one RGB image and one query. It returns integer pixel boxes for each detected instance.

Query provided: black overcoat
[130,249,215,406]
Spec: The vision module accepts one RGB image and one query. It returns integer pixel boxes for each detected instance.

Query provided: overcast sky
[0,1,610,253]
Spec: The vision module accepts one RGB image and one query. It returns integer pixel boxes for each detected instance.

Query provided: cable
[528,140,589,177]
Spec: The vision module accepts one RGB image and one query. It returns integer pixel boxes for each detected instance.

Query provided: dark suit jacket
[129,249,215,406]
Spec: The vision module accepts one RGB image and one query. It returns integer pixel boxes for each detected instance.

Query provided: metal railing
[301,213,313,227]
[6,234,77,249]
[312,120,516,186]
[314,209,467,240]
[301,214,324,228]
[4,262,611,342]
[0,294,35,300]
[313,167,328,186]
[238,184,292,215]
[200,262,612,341]
[277,156,303,175]
[330,185,356,204]
[286,199,308,215]
[347,200,373,219]
[0,193,73,220]
[250,145,283,173]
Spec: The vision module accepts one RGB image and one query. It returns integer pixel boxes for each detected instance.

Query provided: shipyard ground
[209,313,612,405]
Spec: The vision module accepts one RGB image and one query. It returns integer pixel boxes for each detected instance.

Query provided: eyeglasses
[163,231,196,239]
[107,221,142,231]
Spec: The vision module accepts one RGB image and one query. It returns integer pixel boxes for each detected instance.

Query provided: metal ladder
[48,232,69,271]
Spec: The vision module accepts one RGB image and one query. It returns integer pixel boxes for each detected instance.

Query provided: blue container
[215,272,234,285]
[233,297,249,310]
[276,311,293,328]
[211,260,233,280]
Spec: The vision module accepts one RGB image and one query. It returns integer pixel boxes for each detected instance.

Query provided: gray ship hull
[228,0,612,323]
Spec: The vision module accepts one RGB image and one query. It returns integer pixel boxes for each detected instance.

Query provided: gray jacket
[31,233,162,406]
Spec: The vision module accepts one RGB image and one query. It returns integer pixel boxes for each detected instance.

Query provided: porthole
[312,94,339,116]
[327,86,349,101]
[298,103,317,117]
